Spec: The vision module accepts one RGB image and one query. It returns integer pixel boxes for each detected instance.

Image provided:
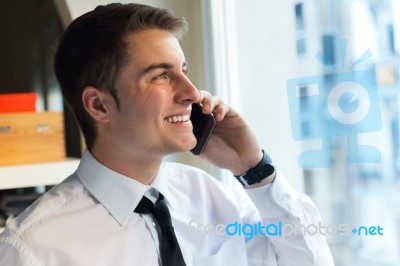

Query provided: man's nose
[174,75,200,104]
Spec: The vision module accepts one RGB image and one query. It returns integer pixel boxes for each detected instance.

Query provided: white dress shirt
[0,150,334,266]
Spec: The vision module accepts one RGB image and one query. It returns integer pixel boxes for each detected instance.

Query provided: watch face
[252,164,275,183]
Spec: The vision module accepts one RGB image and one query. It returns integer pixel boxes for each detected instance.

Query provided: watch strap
[234,150,275,187]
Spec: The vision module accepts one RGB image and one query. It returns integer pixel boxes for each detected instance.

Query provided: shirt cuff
[244,169,303,219]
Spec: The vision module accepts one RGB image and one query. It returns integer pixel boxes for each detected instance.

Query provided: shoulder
[1,172,85,239]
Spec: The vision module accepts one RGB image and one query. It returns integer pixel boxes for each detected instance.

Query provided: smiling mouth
[164,114,190,123]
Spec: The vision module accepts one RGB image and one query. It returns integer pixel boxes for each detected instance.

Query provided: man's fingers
[196,90,232,121]
[197,90,211,108]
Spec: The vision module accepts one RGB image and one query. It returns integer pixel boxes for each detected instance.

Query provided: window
[295,3,306,56]
[295,3,304,30]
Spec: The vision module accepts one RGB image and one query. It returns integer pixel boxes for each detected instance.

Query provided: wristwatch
[234,150,275,187]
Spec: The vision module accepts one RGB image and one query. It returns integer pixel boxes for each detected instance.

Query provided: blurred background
[0,0,399,265]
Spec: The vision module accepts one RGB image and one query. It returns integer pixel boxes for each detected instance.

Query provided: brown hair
[54,3,187,149]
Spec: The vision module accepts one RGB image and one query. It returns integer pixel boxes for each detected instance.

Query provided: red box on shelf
[0,92,37,113]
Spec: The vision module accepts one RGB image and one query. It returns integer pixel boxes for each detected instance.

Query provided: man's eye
[154,72,168,80]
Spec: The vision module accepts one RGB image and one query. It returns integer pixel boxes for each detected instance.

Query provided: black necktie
[134,193,186,266]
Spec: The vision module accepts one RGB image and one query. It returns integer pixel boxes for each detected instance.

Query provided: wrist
[233,150,263,177]
[234,149,275,187]
[245,170,276,188]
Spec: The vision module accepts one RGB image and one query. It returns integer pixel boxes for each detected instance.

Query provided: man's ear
[82,86,112,123]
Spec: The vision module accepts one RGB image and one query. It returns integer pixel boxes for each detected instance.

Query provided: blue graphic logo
[286,39,382,168]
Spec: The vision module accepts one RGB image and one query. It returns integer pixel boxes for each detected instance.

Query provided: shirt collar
[149,165,176,211]
[78,150,149,226]
[77,150,176,226]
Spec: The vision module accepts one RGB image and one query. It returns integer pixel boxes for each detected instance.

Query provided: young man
[0,3,334,266]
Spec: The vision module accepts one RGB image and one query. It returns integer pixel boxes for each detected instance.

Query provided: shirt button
[281,194,289,201]
[152,221,156,227]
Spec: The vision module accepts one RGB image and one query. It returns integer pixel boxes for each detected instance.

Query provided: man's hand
[195,90,263,176]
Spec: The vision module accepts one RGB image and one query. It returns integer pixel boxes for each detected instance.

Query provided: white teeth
[165,114,190,123]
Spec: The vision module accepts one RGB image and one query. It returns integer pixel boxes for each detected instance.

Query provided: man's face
[109,29,199,157]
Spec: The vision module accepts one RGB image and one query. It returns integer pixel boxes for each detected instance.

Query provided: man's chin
[164,139,197,155]
[180,139,198,154]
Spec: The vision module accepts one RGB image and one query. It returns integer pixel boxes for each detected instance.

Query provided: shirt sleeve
[0,236,42,266]
[243,169,335,266]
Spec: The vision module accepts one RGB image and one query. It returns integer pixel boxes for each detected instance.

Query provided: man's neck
[90,145,162,185]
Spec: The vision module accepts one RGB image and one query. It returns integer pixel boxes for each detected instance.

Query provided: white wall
[233,0,303,190]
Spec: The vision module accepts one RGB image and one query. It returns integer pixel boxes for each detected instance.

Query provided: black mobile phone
[190,103,216,155]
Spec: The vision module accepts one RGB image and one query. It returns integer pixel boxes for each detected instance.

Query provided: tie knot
[134,193,172,227]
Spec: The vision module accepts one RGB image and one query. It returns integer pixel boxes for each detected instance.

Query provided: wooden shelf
[0,158,80,190]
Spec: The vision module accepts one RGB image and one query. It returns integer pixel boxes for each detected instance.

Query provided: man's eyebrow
[143,63,173,73]
[143,62,188,73]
